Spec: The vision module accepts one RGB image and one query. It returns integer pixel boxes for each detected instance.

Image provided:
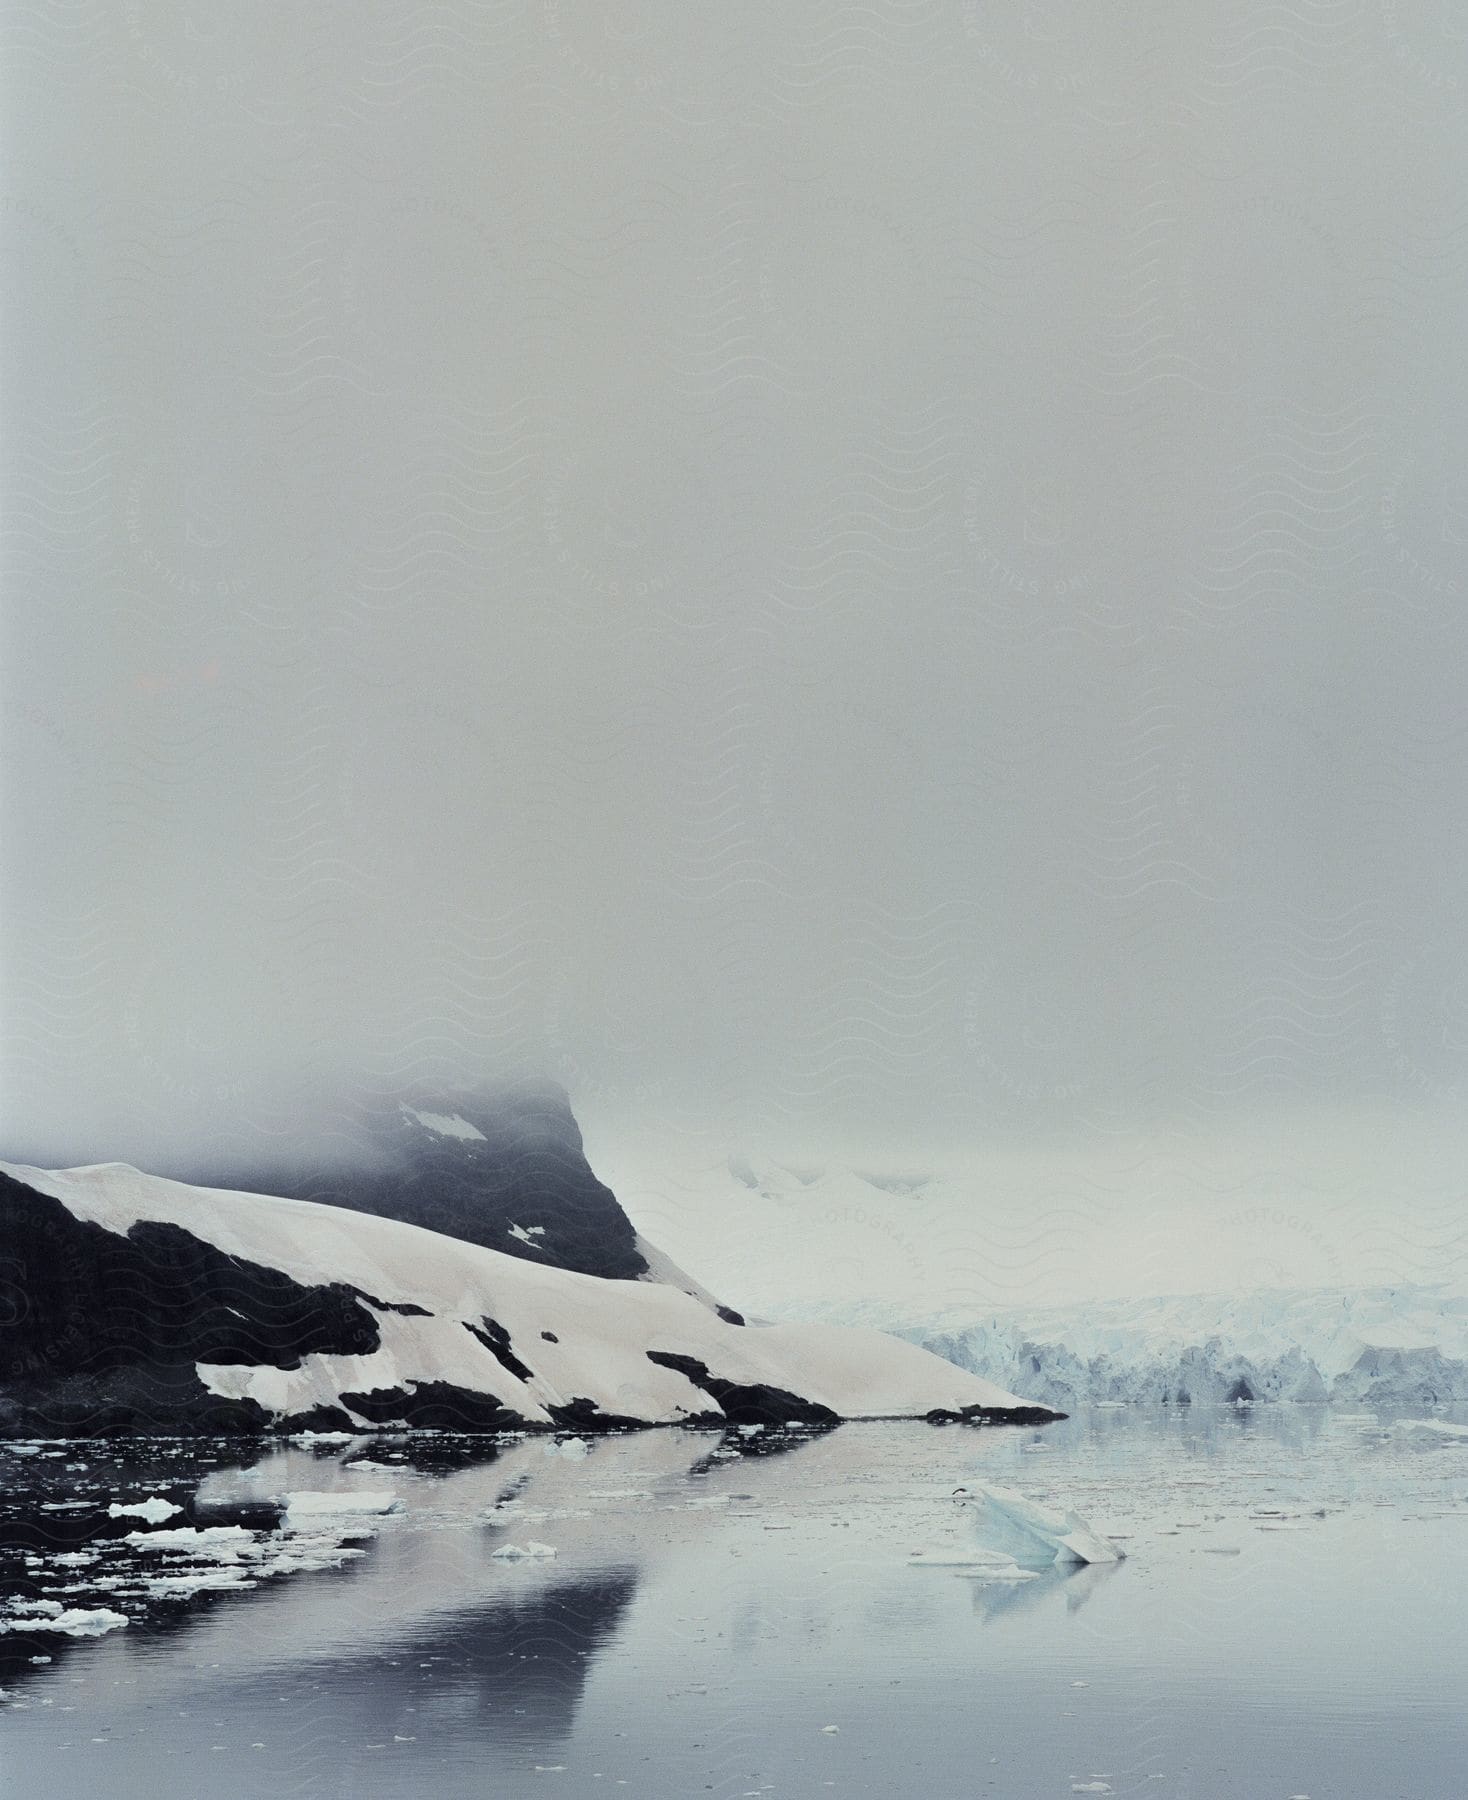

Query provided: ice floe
[107,1497,181,1523]
[0,1604,129,1638]
[282,1490,404,1524]
[124,1525,255,1560]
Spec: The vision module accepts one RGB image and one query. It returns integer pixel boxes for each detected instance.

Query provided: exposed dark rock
[645,1350,840,1428]
[336,1382,526,1433]
[545,1395,647,1433]
[279,1403,361,1434]
[0,1363,274,1439]
[540,1330,559,1342]
[178,1077,650,1282]
[923,1402,1066,1427]
[714,1304,746,1326]
[356,1293,433,1317]
[464,1317,535,1384]
[0,1175,381,1376]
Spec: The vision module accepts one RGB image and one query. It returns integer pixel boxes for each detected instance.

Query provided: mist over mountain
[165,1075,654,1284]
[3,5,1467,1307]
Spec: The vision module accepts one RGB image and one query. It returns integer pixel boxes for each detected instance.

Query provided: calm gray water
[3,1406,1465,1799]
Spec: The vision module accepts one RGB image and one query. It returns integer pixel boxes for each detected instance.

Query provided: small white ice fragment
[0,1608,129,1638]
[283,1490,403,1525]
[107,1498,180,1524]
[492,1540,556,1560]
[821,1724,839,1733]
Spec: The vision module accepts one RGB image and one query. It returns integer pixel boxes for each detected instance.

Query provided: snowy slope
[587,1135,1466,1320]
[861,1286,1468,1408]
[0,1160,1051,1436]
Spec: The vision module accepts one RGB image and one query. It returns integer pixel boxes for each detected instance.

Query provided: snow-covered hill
[816,1286,1468,1409]
[0,1160,1054,1438]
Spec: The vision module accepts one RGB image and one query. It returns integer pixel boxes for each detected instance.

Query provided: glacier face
[580,1145,1468,1410]
[861,1286,1468,1409]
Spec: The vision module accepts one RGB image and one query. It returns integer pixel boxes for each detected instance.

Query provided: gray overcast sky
[3,6,1466,1300]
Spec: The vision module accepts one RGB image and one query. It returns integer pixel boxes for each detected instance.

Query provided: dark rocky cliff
[181,1077,651,1281]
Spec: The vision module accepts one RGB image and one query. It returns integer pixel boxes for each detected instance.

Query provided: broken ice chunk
[282,1491,404,1526]
[0,1607,129,1638]
[122,1525,255,1560]
[107,1497,181,1524]
[973,1483,1125,1567]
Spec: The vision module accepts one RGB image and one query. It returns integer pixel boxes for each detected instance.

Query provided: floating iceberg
[491,1540,556,1560]
[971,1483,1125,1568]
